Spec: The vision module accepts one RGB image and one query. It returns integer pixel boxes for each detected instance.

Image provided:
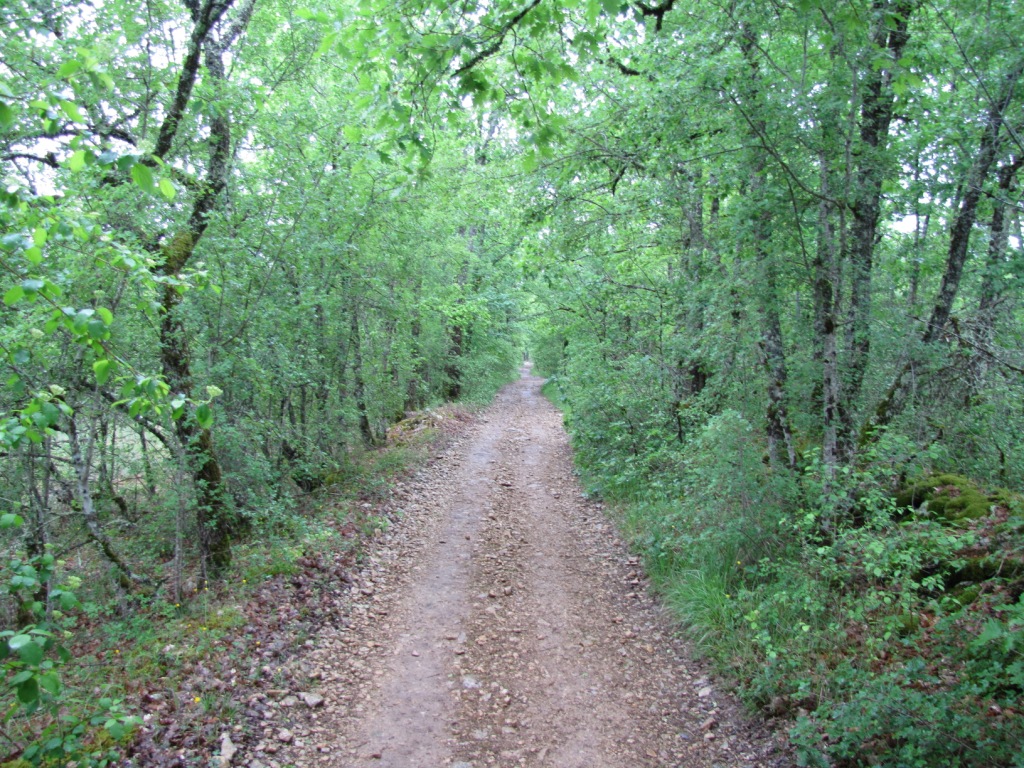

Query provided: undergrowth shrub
[0,515,138,767]
[559,380,1024,766]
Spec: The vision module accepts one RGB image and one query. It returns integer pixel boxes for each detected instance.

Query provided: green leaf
[9,634,33,651]
[86,317,108,340]
[0,513,24,529]
[57,60,82,78]
[17,677,39,705]
[38,671,61,695]
[316,30,340,56]
[18,640,43,666]
[23,246,42,265]
[93,358,113,385]
[159,177,176,200]
[71,307,94,333]
[32,228,46,247]
[0,102,16,130]
[4,286,24,306]
[1,233,27,250]
[68,149,88,171]
[131,163,156,195]
[21,278,44,295]
[196,403,214,430]
[59,100,86,123]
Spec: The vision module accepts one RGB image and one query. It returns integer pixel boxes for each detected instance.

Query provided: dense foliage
[515,1,1024,765]
[2,0,1022,765]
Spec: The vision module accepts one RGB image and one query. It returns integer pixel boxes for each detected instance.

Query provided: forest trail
[264,368,790,768]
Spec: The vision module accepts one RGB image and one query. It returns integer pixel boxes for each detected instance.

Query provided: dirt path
[254,369,790,767]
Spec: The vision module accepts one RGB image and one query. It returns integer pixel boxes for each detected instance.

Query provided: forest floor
[216,368,793,768]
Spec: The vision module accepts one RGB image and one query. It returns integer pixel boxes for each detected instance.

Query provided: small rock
[276,728,294,743]
[700,717,717,731]
[300,692,325,708]
[280,696,298,707]
[217,733,237,767]
[697,686,713,698]
[767,695,787,715]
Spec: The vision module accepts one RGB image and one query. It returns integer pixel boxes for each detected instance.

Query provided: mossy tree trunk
[151,0,256,580]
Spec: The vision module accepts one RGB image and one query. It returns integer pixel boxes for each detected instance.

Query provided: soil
[235,368,792,768]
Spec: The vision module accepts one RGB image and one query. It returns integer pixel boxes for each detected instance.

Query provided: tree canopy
[2,0,1023,764]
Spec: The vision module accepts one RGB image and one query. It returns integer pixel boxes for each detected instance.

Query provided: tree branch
[453,0,543,76]
[607,57,643,77]
[152,0,233,160]
[65,412,155,590]
[634,0,675,31]
[2,152,60,169]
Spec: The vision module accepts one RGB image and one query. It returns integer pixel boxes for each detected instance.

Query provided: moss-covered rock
[895,474,1013,523]
[950,556,1024,585]
[950,583,982,606]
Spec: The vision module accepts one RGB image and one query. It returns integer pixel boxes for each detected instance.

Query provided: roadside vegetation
[522,0,1024,763]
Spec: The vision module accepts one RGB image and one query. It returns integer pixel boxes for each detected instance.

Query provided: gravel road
[257,368,791,768]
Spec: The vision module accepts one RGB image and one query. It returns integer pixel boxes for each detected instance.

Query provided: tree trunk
[739,24,796,470]
[66,411,152,590]
[843,0,916,413]
[18,445,49,625]
[160,268,235,576]
[350,306,375,445]
[969,157,1022,395]
[814,150,843,491]
[864,60,1023,439]
[151,0,257,579]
